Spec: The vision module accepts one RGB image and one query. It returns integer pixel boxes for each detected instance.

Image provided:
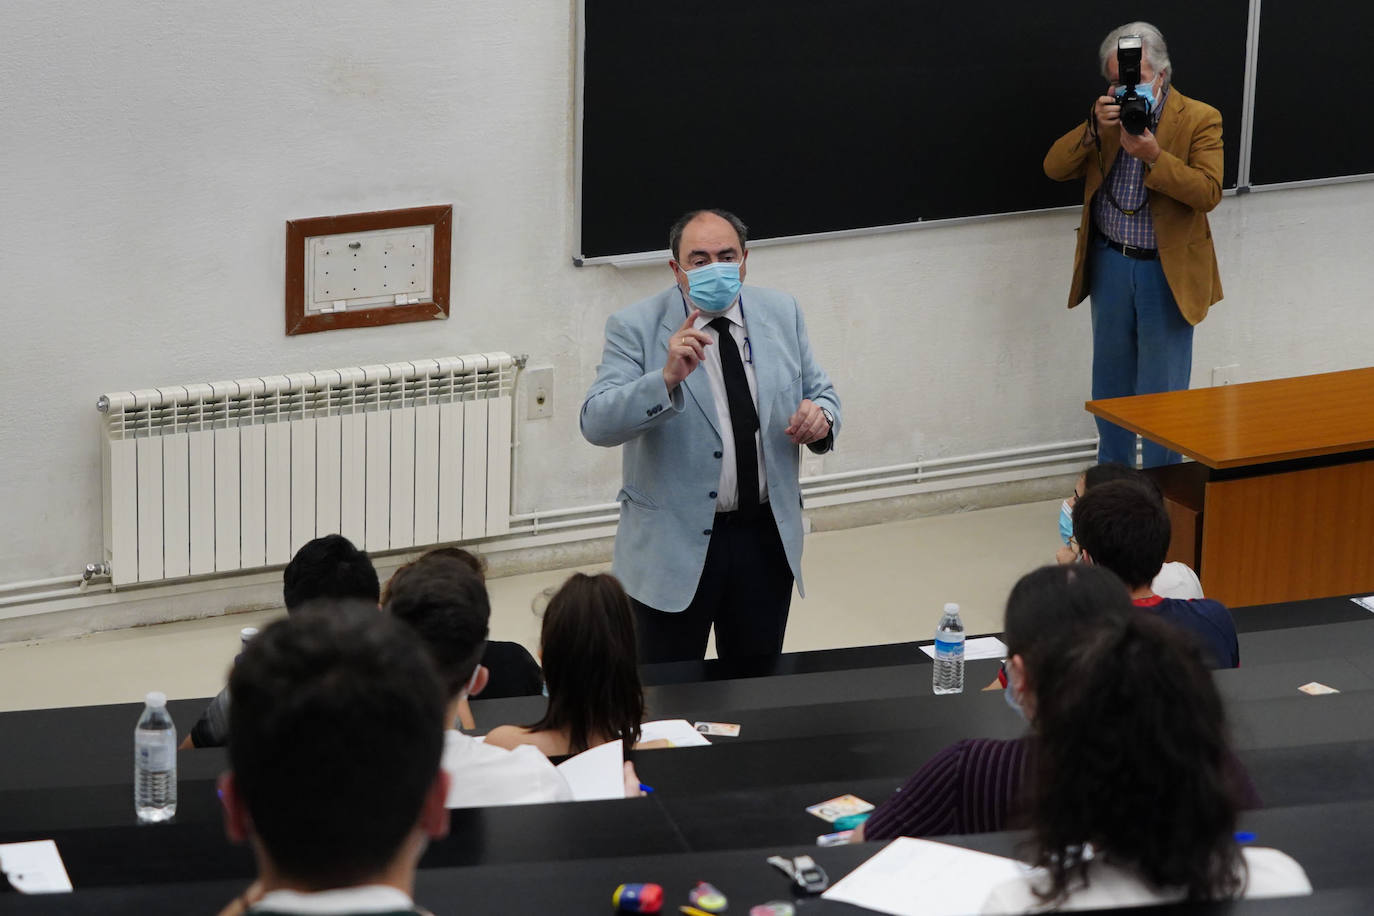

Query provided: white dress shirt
[252,884,415,913]
[442,729,572,807]
[690,297,767,512]
[981,847,1312,912]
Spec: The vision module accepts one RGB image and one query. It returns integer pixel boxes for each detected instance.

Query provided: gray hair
[668,209,748,262]
[1099,22,1172,82]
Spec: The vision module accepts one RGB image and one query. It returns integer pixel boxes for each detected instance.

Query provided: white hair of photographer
[1098,21,1172,81]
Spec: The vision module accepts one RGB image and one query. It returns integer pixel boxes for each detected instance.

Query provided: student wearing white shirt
[382,556,572,807]
[979,612,1310,913]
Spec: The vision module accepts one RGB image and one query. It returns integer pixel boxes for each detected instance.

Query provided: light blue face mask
[1115,81,1157,109]
[683,261,742,314]
[1004,682,1027,722]
[1058,499,1074,544]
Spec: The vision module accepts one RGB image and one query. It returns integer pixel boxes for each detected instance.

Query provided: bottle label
[934,636,965,660]
[136,731,175,771]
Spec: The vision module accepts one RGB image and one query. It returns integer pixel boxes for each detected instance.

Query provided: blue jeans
[1088,236,1195,468]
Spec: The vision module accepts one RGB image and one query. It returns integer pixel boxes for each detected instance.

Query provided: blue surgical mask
[1004,682,1027,721]
[683,262,742,314]
[1058,499,1074,544]
[1115,81,1157,109]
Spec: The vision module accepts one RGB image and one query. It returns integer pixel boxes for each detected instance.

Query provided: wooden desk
[1087,368,1374,606]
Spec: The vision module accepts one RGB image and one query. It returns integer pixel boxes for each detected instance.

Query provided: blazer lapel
[1153,87,1187,157]
[659,294,722,439]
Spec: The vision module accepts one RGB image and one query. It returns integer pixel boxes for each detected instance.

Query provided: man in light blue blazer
[581,210,840,662]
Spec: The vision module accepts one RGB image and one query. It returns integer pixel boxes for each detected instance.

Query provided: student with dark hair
[859,565,1137,842]
[383,556,571,807]
[384,547,545,701]
[981,613,1309,911]
[282,534,381,610]
[216,601,450,916]
[485,572,645,757]
[1056,462,1202,598]
[185,534,381,749]
[1073,479,1238,667]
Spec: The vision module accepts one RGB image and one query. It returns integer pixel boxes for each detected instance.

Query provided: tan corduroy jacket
[1043,87,1223,326]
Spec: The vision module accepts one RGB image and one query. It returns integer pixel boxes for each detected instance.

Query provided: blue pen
[639,783,655,794]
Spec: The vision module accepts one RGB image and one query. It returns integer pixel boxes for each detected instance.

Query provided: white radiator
[97,353,515,587]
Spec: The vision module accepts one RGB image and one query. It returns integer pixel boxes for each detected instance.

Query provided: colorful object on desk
[832,811,870,831]
[613,882,664,913]
[1235,831,1257,844]
[687,881,727,912]
[749,904,795,916]
[679,907,715,916]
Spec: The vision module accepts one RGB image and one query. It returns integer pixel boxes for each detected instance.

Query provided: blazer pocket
[617,485,659,510]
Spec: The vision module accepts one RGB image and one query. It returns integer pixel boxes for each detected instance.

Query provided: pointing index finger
[678,308,703,332]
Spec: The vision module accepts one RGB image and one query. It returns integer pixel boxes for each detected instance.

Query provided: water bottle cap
[240,627,259,642]
[145,691,167,707]
[944,603,960,614]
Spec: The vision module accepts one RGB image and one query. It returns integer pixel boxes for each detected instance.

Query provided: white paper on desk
[638,718,711,747]
[920,636,1008,662]
[1352,596,1374,613]
[0,840,73,894]
[555,739,625,801]
[822,837,1025,916]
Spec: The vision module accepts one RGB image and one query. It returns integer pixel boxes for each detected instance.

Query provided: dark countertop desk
[8,802,1374,915]
[3,592,1373,906]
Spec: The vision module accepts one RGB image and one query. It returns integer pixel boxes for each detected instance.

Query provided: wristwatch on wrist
[819,407,834,431]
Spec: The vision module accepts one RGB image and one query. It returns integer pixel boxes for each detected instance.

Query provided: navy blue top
[1135,595,1240,668]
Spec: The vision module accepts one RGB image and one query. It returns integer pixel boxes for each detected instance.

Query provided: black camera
[1115,35,1152,135]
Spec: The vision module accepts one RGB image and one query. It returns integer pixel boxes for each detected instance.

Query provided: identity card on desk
[920,636,1007,661]
[822,837,1024,915]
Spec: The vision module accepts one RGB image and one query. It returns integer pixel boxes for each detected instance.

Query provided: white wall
[2,1,1371,584]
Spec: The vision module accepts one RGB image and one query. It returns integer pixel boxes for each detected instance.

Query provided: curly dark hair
[1025,611,1246,904]
[527,572,643,754]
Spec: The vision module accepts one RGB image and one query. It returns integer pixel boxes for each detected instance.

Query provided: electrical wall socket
[1211,364,1240,387]
[525,367,553,419]
[801,451,825,479]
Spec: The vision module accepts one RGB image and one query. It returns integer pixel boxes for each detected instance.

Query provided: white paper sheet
[822,837,1025,916]
[1352,596,1374,613]
[920,636,1008,662]
[555,739,625,801]
[638,718,712,747]
[0,840,73,894]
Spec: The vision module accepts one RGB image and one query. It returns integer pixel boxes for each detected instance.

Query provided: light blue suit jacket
[580,285,841,613]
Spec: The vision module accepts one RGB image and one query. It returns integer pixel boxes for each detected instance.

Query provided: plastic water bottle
[134,691,177,823]
[932,603,965,695]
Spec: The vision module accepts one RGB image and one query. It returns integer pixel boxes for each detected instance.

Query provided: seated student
[384,547,545,700]
[1057,462,1202,599]
[860,565,1133,842]
[382,555,573,807]
[215,602,450,916]
[184,534,381,749]
[981,613,1310,912]
[1073,479,1239,668]
[485,572,644,757]
[861,565,1260,843]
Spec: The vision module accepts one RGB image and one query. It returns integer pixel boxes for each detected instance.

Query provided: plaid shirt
[1092,85,1170,249]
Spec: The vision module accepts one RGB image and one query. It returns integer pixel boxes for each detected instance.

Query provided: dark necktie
[709,317,759,518]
